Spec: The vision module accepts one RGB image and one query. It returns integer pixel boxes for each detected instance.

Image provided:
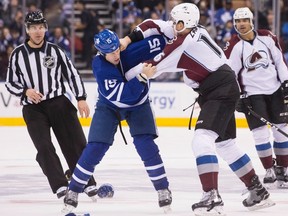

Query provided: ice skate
[158,189,172,213]
[242,175,275,211]
[275,166,288,189]
[56,186,67,199]
[62,190,78,214]
[84,185,98,201]
[192,189,225,216]
[263,167,276,183]
[263,167,277,189]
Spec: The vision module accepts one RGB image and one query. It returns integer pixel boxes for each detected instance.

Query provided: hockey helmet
[170,3,200,29]
[233,7,254,33]
[25,10,47,28]
[94,29,120,54]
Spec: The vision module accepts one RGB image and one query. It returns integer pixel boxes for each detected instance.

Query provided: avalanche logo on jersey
[244,50,269,72]
[43,56,55,69]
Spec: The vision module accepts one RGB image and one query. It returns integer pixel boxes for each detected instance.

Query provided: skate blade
[161,205,172,214]
[193,206,226,216]
[277,181,288,189]
[64,214,90,216]
[61,204,75,215]
[246,198,275,211]
[89,195,97,202]
[264,181,277,190]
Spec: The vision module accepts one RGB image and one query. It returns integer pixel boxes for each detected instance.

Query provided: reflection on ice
[0,127,286,216]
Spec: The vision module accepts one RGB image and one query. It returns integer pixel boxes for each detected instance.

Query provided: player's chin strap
[235,25,254,36]
[98,51,106,57]
[183,97,198,130]
[174,26,187,34]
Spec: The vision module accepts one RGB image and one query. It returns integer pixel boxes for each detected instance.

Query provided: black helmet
[25,11,47,28]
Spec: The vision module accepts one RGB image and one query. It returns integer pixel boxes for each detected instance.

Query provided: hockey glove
[280,80,288,121]
[236,94,252,114]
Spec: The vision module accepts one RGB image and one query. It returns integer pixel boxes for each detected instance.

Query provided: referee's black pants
[23,95,96,193]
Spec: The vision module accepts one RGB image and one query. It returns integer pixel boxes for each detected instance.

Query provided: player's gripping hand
[119,36,131,51]
[137,63,156,84]
[142,63,156,78]
[236,94,252,114]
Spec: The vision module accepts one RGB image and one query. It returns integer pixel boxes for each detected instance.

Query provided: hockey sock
[69,142,109,193]
[255,142,273,169]
[196,155,219,191]
[274,141,288,167]
[229,154,256,187]
[133,134,169,190]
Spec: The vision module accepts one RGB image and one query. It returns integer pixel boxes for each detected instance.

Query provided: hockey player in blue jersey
[62,27,173,214]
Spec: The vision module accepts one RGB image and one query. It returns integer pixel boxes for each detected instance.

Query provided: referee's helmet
[25,11,48,29]
[94,29,120,54]
[170,3,200,29]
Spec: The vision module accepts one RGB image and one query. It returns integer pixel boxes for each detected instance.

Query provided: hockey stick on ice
[248,107,288,138]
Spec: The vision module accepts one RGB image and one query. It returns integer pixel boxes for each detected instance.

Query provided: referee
[5,11,97,200]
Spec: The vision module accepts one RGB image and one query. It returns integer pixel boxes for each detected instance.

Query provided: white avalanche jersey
[224,30,288,96]
[126,22,229,89]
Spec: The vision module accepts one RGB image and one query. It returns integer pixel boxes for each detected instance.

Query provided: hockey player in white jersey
[224,7,288,189]
[121,3,275,216]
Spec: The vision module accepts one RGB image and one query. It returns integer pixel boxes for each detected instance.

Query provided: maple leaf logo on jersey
[244,50,269,72]
[43,56,55,69]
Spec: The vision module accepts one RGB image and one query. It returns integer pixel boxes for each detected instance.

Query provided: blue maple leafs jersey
[92,35,166,109]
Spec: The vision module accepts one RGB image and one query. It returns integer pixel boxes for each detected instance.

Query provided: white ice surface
[0,126,287,216]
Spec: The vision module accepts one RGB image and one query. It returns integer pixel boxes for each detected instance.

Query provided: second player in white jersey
[224,23,288,96]
[224,7,288,190]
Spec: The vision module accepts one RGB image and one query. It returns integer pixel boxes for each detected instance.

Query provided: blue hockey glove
[236,94,252,114]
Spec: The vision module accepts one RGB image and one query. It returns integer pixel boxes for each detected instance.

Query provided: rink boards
[0,82,247,127]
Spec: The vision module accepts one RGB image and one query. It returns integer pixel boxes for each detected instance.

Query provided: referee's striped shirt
[5,39,87,105]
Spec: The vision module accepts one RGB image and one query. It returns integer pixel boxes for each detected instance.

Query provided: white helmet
[233,7,254,34]
[170,3,200,29]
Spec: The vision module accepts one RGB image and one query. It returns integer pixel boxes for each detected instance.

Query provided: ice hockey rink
[0,126,287,216]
